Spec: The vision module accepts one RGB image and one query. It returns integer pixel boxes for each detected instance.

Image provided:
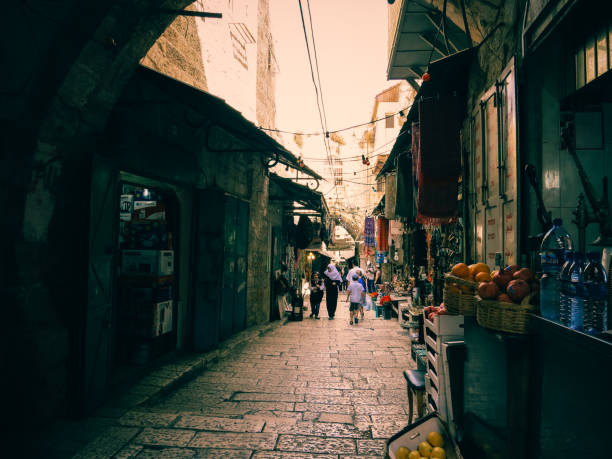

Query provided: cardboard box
[134,200,157,210]
[386,413,463,459]
[134,204,166,221]
[125,221,168,249]
[118,300,173,337]
[153,300,173,336]
[121,250,174,276]
[120,194,134,221]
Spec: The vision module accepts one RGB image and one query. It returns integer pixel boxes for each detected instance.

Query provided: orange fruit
[427,431,444,447]
[475,272,492,282]
[395,446,411,459]
[469,262,491,279]
[418,441,433,457]
[451,263,470,279]
[431,446,446,459]
[408,451,421,459]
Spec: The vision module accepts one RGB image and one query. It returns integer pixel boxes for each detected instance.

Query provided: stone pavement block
[355,404,407,415]
[264,421,366,438]
[307,380,353,389]
[134,428,196,447]
[118,411,179,427]
[232,392,304,402]
[318,413,354,424]
[234,400,295,411]
[114,444,144,458]
[252,453,336,459]
[357,439,387,455]
[243,411,303,423]
[174,415,264,432]
[136,447,197,457]
[276,434,357,454]
[304,394,353,405]
[294,387,344,397]
[194,448,253,458]
[295,402,354,414]
[189,431,277,450]
[72,426,140,458]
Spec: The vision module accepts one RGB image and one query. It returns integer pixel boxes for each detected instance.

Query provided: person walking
[357,271,367,321]
[324,263,342,320]
[346,274,365,325]
[366,261,377,293]
[309,272,324,319]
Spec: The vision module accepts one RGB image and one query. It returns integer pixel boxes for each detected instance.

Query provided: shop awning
[134,65,322,180]
[372,195,386,216]
[387,0,472,85]
[269,173,328,217]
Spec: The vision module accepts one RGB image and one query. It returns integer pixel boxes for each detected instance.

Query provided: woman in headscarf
[324,263,342,319]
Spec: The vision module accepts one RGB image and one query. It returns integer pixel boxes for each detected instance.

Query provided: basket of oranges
[443,263,490,316]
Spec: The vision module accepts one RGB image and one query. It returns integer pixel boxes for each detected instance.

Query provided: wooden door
[83,156,118,411]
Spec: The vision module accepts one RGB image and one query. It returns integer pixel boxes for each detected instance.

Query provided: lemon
[418,441,433,457]
[396,446,411,459]
[408,451,422,459]
[431,446,446,459]
[426,431,444,447]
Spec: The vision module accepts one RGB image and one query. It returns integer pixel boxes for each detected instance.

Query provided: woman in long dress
[323,264,342,319]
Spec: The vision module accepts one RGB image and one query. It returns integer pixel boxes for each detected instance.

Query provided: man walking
[346,275,365,325]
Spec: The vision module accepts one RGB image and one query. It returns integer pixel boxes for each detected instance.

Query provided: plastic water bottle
[584,251,608,334]
[568,252,587,331]
[559,250,575,327]
[539,219,574,321]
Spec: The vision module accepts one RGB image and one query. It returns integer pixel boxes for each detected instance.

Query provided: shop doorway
[113,180,180,380]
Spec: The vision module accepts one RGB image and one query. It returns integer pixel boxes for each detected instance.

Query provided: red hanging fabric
[416,96,461,225]
[377,217,389,252]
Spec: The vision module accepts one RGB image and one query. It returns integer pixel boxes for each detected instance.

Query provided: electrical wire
[259,106,410,136]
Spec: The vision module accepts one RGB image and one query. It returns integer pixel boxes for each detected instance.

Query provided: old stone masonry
[72,301,416,458]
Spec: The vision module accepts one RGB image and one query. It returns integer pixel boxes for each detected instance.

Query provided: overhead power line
[259,106,411,136]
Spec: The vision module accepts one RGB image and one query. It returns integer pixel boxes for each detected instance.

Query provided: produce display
[478,264,538,304]
[424,304,447,321]
[394,430,446,458]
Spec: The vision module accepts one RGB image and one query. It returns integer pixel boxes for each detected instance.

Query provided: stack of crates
[423,313,464,421]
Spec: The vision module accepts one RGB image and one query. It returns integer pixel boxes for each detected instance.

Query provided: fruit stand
[389,256,612,459]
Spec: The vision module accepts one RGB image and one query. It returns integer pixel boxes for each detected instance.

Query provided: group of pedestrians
[308,261,380,325]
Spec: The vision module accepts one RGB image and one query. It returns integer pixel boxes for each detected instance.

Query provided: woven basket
[443,274,477,316]
[476,295,536,334]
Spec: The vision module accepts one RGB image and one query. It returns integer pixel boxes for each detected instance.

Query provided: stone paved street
[73,299,416,458]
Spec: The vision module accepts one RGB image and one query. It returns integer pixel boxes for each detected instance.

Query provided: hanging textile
[416,96,461,225]
[377,217,389,252]
[395,153,413,219]
[384,172,397,219]
[364,217,376,247]
[411,122,420,182]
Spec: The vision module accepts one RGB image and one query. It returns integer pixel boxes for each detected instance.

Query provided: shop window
[597,30,608,77]
[586,37,596,83]
[386,113,394,129]
[576,46,586,89]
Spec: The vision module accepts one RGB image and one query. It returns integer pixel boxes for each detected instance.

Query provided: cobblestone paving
[75,299,416,458]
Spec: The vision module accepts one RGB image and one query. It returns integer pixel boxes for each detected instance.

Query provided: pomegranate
[504,264,520,275]
[478,281,500,300]
[493,270,513,291]
[497,293,513,303]
[507,279,530,302]
[513,268,534,282]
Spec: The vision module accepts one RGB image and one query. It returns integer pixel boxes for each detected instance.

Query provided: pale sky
[270,0,394,138]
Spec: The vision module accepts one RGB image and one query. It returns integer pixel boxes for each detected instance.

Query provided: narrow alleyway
[71,299,416,458]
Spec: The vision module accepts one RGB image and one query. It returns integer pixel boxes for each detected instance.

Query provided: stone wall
[255,0,277,130]
[141,5,208,91]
